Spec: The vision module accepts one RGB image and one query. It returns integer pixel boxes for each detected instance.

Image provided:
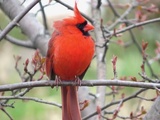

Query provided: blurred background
[0,0,160,119]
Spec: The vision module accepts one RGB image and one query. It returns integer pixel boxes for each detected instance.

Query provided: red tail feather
[61,86,81,120]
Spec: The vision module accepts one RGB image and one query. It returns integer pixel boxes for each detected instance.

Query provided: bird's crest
[74,2,85,23]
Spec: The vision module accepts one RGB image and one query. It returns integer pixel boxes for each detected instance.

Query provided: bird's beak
[84,24,94,31]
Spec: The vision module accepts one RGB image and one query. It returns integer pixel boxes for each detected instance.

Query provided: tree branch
[83,88,147,120]
[3,32,35,48]
[0,0,49,56]
[1,108,13,120]
[106,17,160,37]
[0,0,40,41]
[108,1,137,30]
[39,1,48,31]
[0,80,160,92]
[91,0,107,118]
[0,96,61,108]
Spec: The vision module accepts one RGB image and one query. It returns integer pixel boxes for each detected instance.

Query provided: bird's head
[54,2,94,36]
[73,2,94,35]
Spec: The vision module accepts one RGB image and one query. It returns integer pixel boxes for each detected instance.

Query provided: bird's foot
[55,76,61,90]
[75,76,82,86]
[75,76,81,90]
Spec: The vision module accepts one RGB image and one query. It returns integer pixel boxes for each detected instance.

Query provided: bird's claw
[75,76,82,90]
[55,76,61,90]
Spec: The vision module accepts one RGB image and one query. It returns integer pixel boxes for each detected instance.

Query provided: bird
[46,2,95,120]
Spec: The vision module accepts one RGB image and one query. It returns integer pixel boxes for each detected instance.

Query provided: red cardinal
[46,2,94,120]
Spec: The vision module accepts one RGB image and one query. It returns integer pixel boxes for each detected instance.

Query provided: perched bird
[46,2,95,120]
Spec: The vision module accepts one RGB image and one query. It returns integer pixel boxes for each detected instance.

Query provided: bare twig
[137,96,155,101]
[0,102,15,108]
[127,29,158,79]
[108,1,137,30]
[106,17,160,38]
[14,55,22,78]
[0,80,160,92]
[111,55,118,79]
[106,0,120,17]
[0,96,61,108]
[83,88,147,120]
[1,108,13,120]
[16,88,32,96]
[39,1,48,31]
[35,2,56,16]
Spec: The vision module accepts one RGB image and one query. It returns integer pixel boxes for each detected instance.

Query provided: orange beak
[84,24,94,32]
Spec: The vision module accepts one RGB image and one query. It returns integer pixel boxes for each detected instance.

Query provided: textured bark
[91,1,107,119]
[78,87,97,120]
[143,96,160,120]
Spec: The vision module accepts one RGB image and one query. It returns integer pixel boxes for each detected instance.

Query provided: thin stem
[82,88,147,120]
[39,1,48,31]
[0,96,61,108]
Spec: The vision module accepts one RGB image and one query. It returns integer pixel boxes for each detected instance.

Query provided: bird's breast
[52,34,94,80]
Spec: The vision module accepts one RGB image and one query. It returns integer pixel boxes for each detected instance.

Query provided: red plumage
[46,2,94,120]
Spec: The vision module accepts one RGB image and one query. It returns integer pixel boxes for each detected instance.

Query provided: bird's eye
[76,21,87,30]
[76,21,89,36]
